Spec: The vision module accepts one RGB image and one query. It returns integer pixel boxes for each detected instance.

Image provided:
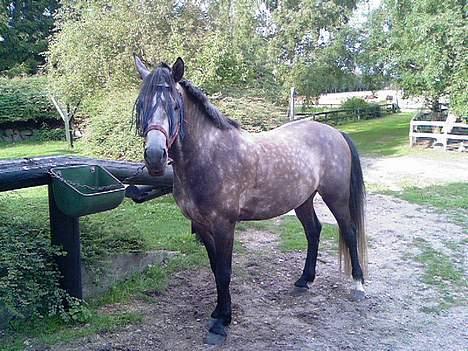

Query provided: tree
[377,0,467,115]
[0,0,58,75]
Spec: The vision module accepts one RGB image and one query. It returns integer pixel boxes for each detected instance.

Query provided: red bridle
[144,122,180,150]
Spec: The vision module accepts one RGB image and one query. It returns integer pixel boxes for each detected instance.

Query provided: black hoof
[294,278,309,289]
[205,319,227,345]
[291,286,309,296]
[205,331,226,345]
[350,289,366,302]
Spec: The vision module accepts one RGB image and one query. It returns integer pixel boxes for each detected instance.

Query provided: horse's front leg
[205,220,235,345]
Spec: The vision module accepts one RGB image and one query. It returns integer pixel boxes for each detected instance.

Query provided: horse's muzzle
[144,146,167,176]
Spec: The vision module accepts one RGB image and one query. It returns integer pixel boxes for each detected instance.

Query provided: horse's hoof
[294,279,309,289]
[205,318,227,345]
[291,286,309,296]
[204,331,226,345]
[350,289,366,302]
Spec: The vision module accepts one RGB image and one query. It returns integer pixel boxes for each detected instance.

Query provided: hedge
[0,76,60,125]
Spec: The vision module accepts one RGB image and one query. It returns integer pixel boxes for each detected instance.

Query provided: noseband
[145,123,180,149]
[143,84,184,150]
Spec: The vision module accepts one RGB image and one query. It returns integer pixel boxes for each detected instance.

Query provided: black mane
[179,79,240,130]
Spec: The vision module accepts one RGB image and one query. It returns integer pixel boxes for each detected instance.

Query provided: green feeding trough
[50,165,125,217]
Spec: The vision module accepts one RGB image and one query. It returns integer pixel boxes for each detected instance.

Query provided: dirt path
[51,187,467,351]
[362,155,468,190]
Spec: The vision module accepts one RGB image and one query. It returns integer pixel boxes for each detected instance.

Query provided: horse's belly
[239,186,313,220]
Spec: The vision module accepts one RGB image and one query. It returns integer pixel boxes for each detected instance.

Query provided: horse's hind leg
[294,194,322,289]
[322,195,365,300]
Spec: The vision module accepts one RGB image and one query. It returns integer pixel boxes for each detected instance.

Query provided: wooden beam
[0,156,173,192]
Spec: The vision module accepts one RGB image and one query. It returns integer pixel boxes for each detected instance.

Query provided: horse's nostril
[161,148,167,160]
[144,148,149,161]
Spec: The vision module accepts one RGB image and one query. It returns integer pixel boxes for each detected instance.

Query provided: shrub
[0,213,67,323]
[341,97,370,112]
[0,77,59,125]
[341,97,383,120]
[33,127,66,142]
[367,103,382,119]
[84,90,142,161]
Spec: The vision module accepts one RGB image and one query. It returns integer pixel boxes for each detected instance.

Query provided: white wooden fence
[409,113,467,151]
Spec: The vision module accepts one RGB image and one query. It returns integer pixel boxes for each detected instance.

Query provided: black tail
[339,132,368,277]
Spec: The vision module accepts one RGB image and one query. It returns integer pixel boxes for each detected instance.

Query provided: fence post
[288,87,295,121]
[48,184,82,300]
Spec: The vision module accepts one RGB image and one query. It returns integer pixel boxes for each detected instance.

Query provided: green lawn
[0,140,78,159]
[339,112,413,156]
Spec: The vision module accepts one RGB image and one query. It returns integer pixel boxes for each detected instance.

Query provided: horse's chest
[172,179,205,223]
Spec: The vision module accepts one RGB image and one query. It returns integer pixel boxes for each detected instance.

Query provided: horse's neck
[170,95,226,168]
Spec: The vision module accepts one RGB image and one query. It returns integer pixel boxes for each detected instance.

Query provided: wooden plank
[0,156,174,192]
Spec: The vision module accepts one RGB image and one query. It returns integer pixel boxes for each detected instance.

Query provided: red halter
[144,122,180,149]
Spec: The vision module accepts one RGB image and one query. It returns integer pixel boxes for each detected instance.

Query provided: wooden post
[289,87,295,121]
[48,184,82,299]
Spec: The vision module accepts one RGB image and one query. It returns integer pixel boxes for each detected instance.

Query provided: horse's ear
[172,57,184,82]
[134,54,150,80]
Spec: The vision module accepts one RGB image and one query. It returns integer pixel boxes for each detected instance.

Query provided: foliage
[33,127,66,142]
[82,90,142,161]
[82,87,287,160]
[0,0,58,75]
[341,97,370,111]
[355,11,392,92]
[0,197,70,323]
[0,76,59,125]
[369,0,467,115]
[341,97,382,119]
[214,93,287,132]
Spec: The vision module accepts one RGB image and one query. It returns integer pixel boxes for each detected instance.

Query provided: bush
[33,127,66,142]
[341,97,382,120]
[341,97,370,111]
[367,103,382,119]
[0,77,59,125]
[84,90,142,161]
[0,202,68,322]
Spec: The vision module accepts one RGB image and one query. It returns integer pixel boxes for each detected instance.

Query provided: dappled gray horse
[134,57,368,345]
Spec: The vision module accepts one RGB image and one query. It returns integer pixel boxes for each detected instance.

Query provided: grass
[412,238,467,312]
[0,140,79,159]
[338,112,413,157]
[1,312,142,351]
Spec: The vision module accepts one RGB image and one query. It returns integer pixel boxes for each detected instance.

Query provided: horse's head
[134,56,185,176]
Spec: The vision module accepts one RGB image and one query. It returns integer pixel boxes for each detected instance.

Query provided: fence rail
[409,117,467,151]
[293,103,397,124]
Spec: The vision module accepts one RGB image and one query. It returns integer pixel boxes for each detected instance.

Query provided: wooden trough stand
[0,156,173,299]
